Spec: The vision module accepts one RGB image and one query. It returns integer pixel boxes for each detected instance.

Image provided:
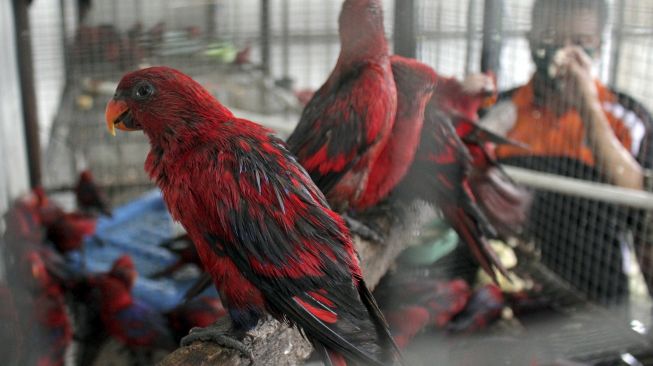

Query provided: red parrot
[3,189,45,248]
[435,73,532,238]
[150,234,202,278]
[378,278,471,349]
[88,255,175,351]
[233,43,252,66]
[45,212,97,255]
[28,187,103,256]
[75,169,113,217]
[391,96,509,281]
[384,305,429,349]
[18,250,73,366]
[165,296,227,343]
[33,187,66,229]
[447,284,505,333]
[376,276,471,331]
[105,66,401,366]
[355,55,438,210]
[286,0,396,213]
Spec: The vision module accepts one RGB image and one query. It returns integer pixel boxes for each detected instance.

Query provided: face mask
[531,43,598,86]
[532,44,560,80]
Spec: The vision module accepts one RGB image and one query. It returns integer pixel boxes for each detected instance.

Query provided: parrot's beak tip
[105,99,133,135]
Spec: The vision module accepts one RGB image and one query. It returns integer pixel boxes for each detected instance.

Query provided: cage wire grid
[21,0,653,364]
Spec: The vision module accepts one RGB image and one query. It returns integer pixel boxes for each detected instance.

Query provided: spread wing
[393,105,508,282]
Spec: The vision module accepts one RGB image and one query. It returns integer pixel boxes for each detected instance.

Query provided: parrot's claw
[180,324,251,358]
[343,214,384,243]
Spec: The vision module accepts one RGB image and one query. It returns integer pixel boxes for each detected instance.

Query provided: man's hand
[548,46,644,190]
[551,46,599,109]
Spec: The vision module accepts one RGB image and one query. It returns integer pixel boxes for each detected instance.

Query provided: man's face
[530,8,601,53]
[529,8,602,86]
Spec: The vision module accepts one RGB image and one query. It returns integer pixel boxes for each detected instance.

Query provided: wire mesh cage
[8,0,653,364]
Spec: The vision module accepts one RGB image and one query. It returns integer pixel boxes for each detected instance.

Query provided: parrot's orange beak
[105,99,136,136]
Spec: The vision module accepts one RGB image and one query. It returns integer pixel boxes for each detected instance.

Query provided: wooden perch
[159,204,436,366]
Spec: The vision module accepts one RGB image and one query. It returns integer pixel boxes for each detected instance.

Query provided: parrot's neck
[338,33,388,66]
[144,106,233,157]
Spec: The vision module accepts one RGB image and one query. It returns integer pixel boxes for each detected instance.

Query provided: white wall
[0,0,30,216]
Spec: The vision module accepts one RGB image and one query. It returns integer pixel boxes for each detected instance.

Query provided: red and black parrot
[286,0,397,215]
[87,255,176,351]
[75,169,113,217]
[17,250,73,366]
[355,55,439,210]
[104,66,402,365]
[391,96,510,281]
[433,73,532,238]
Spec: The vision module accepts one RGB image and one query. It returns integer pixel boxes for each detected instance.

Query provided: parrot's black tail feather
[358,279,407,366]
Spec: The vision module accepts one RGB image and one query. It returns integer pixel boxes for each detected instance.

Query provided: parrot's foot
[180,320,251,358]
[343,214,384,243]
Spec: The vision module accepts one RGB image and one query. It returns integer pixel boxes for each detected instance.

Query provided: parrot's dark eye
[133,82,154,100]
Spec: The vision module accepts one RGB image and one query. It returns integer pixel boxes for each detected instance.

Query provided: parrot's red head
[110,254,137,289]
[105,67,233,142]
[32,186,48,207]
[79,169,93,183]
[339,0,387,58]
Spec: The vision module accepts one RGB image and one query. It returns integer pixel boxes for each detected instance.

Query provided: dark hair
[531,0,608,32]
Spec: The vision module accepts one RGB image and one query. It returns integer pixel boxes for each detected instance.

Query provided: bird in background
[2,188,47,255]
[447,284,505,333]
[45,212,97,256]
[287,0,397,241]
[105,65,402,366]
[355,55,439,211]
[83,255,176,353]
[75,169,113,217]
[14,249,73,366]
[390,93,510,282]
[434,73,532,238]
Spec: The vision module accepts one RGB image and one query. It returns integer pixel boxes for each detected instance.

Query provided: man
[482,0,653,305]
